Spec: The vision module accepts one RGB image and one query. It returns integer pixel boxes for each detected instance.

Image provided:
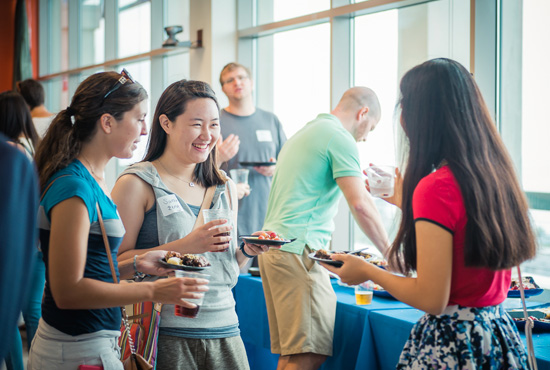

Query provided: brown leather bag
[123,353,153,370]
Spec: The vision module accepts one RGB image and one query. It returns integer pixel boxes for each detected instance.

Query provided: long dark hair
[35,71,148,189]
[391,58,536,273]
[0,91,40,155]
[143,79,226,188]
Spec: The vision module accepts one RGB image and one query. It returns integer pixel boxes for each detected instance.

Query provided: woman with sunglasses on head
[28,71,209,370]
[325,58,536,369]
[111,80,270,370]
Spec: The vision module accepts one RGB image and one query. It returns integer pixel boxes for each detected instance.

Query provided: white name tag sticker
[158,194,184,217]
[256,130,273,142]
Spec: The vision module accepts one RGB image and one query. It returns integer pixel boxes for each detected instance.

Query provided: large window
[508,0,550,287]
[118,0,151,58]
[352,0,469,252]
[40,0,69,111]
[353,8,400,251]
[79,0,105,66]
[257,0,330,25]
[521,1,550,194]
[271,23,331,137]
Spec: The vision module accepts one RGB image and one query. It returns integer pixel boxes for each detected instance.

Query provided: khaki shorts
[258,246,336,356]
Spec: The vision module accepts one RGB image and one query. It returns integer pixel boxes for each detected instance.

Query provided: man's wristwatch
[239,241,255,259]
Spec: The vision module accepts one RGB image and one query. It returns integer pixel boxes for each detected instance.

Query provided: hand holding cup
[202,209,233,252]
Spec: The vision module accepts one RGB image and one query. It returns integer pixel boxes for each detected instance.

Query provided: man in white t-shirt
[17,79,55,138]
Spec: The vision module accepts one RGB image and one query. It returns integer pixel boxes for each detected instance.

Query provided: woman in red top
[326,58,536,369]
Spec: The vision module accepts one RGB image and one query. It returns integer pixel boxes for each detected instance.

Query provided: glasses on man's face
[222,74,249,86]
[103,68,135,100]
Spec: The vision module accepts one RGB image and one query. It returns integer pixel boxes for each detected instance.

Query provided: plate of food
[308,249,345,267]
[508,307,550,332]
[344,249,388,267]
[372,283,396,299]
[159,251,211,271]
[239,161,277,167]
[240,232,294,247]
[366,256,388,269]
[507,276,544,298]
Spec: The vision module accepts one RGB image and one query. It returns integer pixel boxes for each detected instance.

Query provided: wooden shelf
[38,30,203,81]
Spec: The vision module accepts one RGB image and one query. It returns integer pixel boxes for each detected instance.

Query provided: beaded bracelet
[240,241,255,259]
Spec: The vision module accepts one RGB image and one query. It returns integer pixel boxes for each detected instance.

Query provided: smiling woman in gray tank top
[112,80,272,370]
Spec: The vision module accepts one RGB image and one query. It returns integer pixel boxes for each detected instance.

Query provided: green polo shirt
[263,113,362,254]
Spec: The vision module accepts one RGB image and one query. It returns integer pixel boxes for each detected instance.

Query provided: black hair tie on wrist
[240,241,255,259]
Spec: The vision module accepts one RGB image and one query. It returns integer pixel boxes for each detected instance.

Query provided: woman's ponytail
[35,108,81,189]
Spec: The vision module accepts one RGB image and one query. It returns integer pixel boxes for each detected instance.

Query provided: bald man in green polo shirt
[258,87,390,370]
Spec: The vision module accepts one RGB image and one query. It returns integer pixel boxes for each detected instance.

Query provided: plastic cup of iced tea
[203,209,232,251]
[174,271,210,318]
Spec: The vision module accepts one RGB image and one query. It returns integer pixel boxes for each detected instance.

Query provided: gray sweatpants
[155,334,250,370]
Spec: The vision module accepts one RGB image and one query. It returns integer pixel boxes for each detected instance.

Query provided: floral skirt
[396,305,529,369]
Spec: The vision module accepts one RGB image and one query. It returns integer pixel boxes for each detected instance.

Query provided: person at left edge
[0,91,42,370]
[0,133,38,362]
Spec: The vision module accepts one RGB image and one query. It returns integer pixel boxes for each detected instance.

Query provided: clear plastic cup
[174,271,210,318]
[202,209,232,251]
[365,165,395,198]
[230,168,249,184]
[355,281,374,305]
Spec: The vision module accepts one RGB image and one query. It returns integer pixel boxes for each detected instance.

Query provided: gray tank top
[120,162,240,330]
[135,203,201,250]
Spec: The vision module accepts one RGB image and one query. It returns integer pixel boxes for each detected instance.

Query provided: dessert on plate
[164,251,211,267]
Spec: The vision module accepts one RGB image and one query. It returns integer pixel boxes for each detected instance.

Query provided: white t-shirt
[33,116,54,138]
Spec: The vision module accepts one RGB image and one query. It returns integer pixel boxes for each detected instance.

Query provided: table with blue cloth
[235,275,411,370]
[234,274,550,370]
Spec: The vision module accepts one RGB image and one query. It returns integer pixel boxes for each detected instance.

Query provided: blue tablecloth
[368,309,423,370]
[235,274,550,370]
[235,275,412,370]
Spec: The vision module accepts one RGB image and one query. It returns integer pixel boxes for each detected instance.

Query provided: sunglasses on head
[103,68,135,100]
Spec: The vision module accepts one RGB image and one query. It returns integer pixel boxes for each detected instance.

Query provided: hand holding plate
[137,250,177,276]
[254,158,277,177]
[322,253,375,286]
[240,231,293,248]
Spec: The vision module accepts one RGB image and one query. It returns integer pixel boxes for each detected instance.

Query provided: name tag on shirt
[256,130,273,142]
[158,194,184,217]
